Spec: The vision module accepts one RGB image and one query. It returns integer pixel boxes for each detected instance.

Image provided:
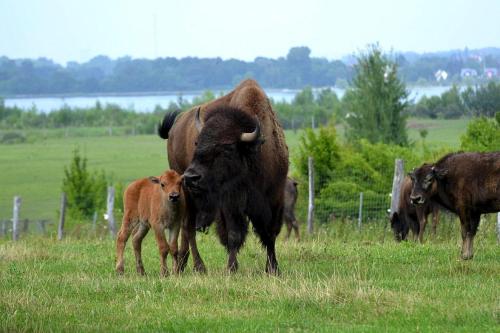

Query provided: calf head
[149,170,184,203]
[183,106,263,229]
[409,163,447,205]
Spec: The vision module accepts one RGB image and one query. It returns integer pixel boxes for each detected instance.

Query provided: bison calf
[115,170,185,276]
[391,175,440,242]
[283,177,300,240]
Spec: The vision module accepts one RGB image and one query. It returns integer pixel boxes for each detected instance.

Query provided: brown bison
[410,152,500,259]
[391,175,440,242]
[115,170,186,276]
[283,177,300,240]
[158,79,289,274]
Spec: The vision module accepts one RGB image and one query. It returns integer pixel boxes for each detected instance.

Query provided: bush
[460,117,500,152]
[0,131,26,144]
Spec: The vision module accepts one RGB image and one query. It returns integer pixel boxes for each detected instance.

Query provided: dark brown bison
[391,175,440,242]
[283,177,300,240]
[158,79,289,274]
[116,170,186,276]
[410,152,500,259]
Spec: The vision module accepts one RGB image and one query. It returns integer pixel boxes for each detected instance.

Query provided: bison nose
[169,192,180,202]
[410,195,423,205]
[183,170,201,186]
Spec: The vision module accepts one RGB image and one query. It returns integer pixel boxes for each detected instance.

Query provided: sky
[1,0,499,65]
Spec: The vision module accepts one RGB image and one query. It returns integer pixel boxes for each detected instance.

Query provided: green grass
[0,118,470,221]
[1,220,499,332]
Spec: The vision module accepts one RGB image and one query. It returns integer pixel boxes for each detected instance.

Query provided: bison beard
[183,106,281,273]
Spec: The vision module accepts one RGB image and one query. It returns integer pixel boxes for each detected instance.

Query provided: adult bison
[158,79,289,274]
[391,175,440,242]
[409,152,500,260]
[283,177,300,240]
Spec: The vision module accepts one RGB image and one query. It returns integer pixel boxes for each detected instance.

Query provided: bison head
[183,106,263,229]
[409,164,448,205]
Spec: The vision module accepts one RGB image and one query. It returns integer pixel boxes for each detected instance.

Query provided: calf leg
[115,215,134,274]
[132,222,149,275]
[153,224,170,277]
[168,224,181,274]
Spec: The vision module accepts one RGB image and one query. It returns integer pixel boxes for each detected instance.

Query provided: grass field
[1,220,499,332]
[0,117,469,222]
[1,116,499,332]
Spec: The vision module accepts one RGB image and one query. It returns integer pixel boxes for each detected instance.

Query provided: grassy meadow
[0,220,499,332]
[2,115,499,332]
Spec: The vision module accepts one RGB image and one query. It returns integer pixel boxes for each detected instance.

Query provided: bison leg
[153,224,170,277]
[292,220,300,241]
[168,224,181,274]
[416,209,428,243]
[115,215,135,275]
[219,209,248,273]
[179,210,206,273]
[285,220,292,240]
[132,222,150,275]
[252,204,281,275]
[460,212,480,260]
[431,207,440,237]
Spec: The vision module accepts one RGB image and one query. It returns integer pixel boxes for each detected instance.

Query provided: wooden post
[107,186,116,237]
[389,159,405,218]
[12,196,21,241]
[92,211,97,232]
[58,193,67,241]
[385,159,405,240]
[307,157,314,234]
[22,219,29,234]
[1,220,6,237]
[37,220,46,235]
[358,192,363,230]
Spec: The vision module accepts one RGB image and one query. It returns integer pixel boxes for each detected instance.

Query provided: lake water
[4,86,450,113]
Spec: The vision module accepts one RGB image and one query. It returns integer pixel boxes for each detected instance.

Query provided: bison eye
[160,183,165,188]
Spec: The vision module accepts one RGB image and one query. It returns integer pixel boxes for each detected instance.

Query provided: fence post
[358,192,363,230]
[12,196,21,241]
[307,157,314,234]
[92,211,97,232]
[1,220,6,237]
[107,186,116,237]
[385,159,405,240]
[58,193,67,240]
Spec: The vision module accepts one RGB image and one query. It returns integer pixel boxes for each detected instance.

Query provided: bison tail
[157,110,180,140]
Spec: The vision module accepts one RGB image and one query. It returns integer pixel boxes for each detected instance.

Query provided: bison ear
[149,176,160,184]
[431,166,448,179]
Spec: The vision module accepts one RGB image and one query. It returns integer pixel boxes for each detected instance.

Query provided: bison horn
[195,107,203,133]
[240,117,260,142]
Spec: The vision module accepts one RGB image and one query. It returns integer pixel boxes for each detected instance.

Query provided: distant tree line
[408,81,500,119]
[1,46,500,95]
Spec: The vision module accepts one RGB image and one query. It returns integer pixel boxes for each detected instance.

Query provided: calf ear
[431,166,448,179]
[149,176,160,184]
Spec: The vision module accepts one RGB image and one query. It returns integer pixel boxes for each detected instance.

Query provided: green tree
[344,45,409,146]
[460,117,500,152]
[62,149,96,219]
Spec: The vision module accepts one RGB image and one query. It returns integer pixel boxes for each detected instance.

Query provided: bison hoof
[194,261,207,274]
[265,265,280,276]
[461,253,474,260]
[116,266,124,275]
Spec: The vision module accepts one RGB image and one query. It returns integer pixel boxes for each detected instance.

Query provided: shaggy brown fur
[158,79,289,274]
[410,152,500,259]
[391,176,440,242]
[115,170,185,276]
